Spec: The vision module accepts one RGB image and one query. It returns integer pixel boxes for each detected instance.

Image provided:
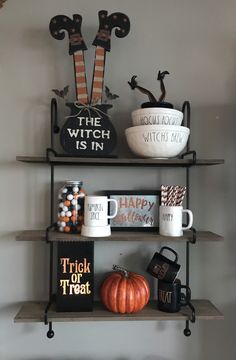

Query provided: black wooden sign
[60,103,117,156]
[56,241,94,312]
[49,11,130,157]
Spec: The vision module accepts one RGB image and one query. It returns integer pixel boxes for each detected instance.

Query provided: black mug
[158,279,191,313]
[146,246,180,283]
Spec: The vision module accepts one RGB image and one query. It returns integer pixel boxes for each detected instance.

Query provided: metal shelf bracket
[190,227,197,244]
[44,298,55,339]
[183,302,196,337]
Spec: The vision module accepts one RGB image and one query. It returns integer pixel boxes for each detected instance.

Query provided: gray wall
[0,0,235,359]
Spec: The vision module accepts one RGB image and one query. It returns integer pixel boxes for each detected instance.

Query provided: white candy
[59,226,64,232]
[67,194,73,201]
[61,221,66,227]
[77,204,81,210]
[71,199,77,205]
[62,206,68,212]
[62,188,68,194]
[60,211,65,217]
[57,221,61,226]
[66,211,72,217]
[73,186,79,193]
[59,202,64,208]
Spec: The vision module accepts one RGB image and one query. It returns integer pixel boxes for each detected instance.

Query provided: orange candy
[63,216,70,222]
[71,216,76,223]
[72,210,77,216]
[64,200,71,206]
[64,226,71,232]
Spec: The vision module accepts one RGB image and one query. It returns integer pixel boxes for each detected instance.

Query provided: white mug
[159,205,193,237]
[84,196,118,227]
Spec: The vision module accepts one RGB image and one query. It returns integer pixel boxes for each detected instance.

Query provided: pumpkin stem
[112,265,129,278]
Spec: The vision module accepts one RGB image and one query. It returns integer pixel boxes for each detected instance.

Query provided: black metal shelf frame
[181,101,196,335]
[43,98,204,338]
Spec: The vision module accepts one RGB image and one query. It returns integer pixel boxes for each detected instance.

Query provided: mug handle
[160,246,178,263]
[107,199,118,219]
[182,209,193,230]
[180,285,191,306]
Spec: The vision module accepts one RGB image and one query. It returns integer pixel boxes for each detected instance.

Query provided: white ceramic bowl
[125,125,190,158]
[131,107,183,126]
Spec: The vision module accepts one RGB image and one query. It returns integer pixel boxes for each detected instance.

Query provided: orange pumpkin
[100,265,150,314]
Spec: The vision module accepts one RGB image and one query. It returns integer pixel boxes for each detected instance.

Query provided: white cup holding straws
[159,205,193,237]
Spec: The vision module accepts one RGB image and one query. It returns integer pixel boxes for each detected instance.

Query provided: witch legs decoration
[49,11,130,156]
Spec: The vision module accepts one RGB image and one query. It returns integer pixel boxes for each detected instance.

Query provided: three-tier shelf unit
[14,100,224,338]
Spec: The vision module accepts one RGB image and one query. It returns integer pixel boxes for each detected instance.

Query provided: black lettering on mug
[162,213,173,221]
[88,204,104,212]
[90,212,100,220]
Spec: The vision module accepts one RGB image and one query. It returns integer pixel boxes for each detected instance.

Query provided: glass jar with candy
[57,180,85,233]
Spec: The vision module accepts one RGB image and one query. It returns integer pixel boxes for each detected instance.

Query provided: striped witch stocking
[91,46,106,104]
[73,50,89,104]
[49,14,89,104]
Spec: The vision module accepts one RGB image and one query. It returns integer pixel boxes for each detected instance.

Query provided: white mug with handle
[84,196,118,227]
[159,205,193,237]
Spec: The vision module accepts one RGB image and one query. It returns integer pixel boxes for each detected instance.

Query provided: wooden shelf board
[14,300,223,323]
[16,156,47,163]
[16,230,224,242]
[16,156,224,167]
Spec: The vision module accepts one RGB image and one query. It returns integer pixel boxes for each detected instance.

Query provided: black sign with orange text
[56,241,94,312]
